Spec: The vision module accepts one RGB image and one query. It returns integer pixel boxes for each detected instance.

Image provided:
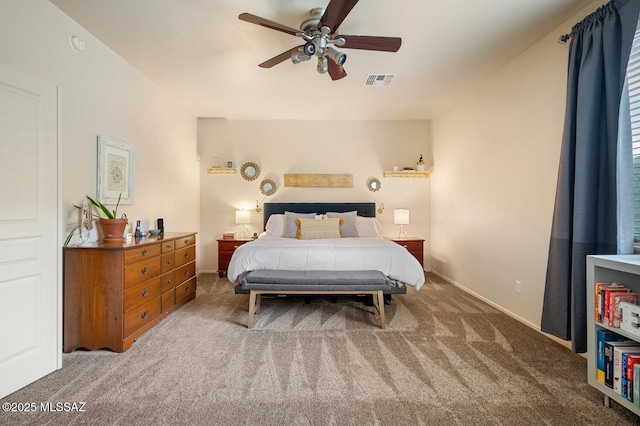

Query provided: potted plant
[416,154,425,172]
[86,193,128,244]
[65,193,128,246]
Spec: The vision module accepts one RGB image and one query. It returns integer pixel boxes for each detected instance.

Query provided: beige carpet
[1,273,638,425]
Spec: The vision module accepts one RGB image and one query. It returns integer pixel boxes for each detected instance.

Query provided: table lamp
[394,209,409,238]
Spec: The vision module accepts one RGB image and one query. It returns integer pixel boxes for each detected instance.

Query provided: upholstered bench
[238,270,405,329]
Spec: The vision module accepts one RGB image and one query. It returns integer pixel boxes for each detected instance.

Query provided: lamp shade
[394,209,410,225]
[235,210,251,225]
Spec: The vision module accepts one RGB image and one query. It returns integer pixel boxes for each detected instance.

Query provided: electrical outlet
[515,280,522,294]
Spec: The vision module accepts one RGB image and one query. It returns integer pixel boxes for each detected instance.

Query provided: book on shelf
[598,329,628,383]
[603,286,631,326]
[635,364,640,406]
[605,341,639,388]
[595,282,613,322]
[622,351,640,399]
[626,354,640,401]
[612,293,639,328]
[613,345,640,393]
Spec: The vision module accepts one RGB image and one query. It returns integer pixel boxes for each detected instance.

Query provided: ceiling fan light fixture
[303,41,316,56]
[317,56,328,74]
[327,47,346,66]
[291,50,311,64]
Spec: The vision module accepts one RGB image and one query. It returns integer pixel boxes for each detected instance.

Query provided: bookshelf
[587,255,640,415]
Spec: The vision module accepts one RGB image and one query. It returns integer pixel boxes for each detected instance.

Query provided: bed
[227,202,425,291]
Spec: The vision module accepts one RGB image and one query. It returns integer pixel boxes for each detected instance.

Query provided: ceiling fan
[238,0,402,81]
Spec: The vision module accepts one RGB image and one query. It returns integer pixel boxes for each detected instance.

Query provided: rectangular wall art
[97,135,135,205]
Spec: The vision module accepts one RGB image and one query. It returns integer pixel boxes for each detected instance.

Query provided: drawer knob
[141,267,149,274]
[142,249,148,256]
[184,269,189,275]
[141,311,148,319]
[185,286,190,292]
[184,252,189,258]
[166,279,172,284]
[141,289,149,297]
[402,245,408,248]
[184,239,189,244]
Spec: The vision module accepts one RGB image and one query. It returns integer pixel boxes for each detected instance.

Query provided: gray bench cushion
[240,270,395,292]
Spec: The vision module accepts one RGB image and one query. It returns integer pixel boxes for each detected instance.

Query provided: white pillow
[284,212,317,238]
[356,216,382,237]
[265,214,285,237]
[326,211,358,237]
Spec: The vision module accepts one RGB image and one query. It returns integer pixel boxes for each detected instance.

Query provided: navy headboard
[263,202,376,230]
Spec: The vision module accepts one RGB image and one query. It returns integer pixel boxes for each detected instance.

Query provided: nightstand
[387,237,424,267]
[217,238,253,277]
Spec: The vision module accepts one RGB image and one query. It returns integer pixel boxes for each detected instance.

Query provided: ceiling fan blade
[338,35,402,52]
[319,0,359,33]
[327,59,347,81]
[258,46,302,68]
[239,13,301,36]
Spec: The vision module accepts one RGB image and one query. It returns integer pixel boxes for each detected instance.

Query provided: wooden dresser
[217,238,253,277]
[63,232,197,353]
[388,237,425,267]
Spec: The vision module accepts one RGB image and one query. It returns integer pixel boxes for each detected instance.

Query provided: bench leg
[248,291,257,329]
[255,293,261,315]
[374,290,386,329]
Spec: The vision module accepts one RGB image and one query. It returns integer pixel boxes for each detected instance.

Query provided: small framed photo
[97,135,135,205]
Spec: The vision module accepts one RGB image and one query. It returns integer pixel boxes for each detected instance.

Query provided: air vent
[364,74,395,86]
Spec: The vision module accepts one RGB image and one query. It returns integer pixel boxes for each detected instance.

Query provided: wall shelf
[383,170,429,178]
[207,167,237,175]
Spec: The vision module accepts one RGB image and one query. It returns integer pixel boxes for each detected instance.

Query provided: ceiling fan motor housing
[300,8,324,33]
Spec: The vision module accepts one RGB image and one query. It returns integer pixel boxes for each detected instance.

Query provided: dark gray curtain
[541,0,640,353]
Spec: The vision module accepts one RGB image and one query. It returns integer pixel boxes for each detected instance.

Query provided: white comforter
[227,236,425,290]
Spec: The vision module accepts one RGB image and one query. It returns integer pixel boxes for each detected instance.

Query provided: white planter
[416,165,425,171]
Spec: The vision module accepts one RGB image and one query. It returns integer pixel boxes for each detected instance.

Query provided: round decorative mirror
[240,162,260,181]
[260,179,276,196]
[367,177,381,192]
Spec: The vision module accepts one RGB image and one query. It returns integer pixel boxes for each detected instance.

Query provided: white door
[0,64,59,399]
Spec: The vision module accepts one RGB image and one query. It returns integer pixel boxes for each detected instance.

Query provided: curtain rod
[558,33,571,44]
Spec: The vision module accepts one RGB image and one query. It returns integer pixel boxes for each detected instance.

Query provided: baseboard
[430,270,574,352]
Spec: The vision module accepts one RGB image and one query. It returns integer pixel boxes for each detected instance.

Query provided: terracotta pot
[99,218,128,244]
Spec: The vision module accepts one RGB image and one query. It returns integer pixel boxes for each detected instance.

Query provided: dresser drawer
[218,240,247,253]
[394,240,423,252]
[123,297,160,338]
[161,240,175,253]
[161,252,175,274]
[161,289,175,313]
[124,257,161,289]
[218,259,230,272]
[125,244,161,265]
[175,246,195,268]
[160,271,176,293]
[218,251,234,264]
[176,276,196,305]
[124,278,161,313]
[175,234,196,250]
[176,261,196,285]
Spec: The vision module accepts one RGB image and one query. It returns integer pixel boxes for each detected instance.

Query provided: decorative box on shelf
[383,170,429,178]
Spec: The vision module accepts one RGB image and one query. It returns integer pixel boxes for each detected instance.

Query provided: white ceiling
[49,0,591,120]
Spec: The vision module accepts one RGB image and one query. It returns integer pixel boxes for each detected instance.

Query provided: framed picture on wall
[97,135,135,205]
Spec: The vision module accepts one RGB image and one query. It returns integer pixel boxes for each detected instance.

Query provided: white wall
[198,119,431,272]
[0,1,199,250]
[430,0,607,330]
